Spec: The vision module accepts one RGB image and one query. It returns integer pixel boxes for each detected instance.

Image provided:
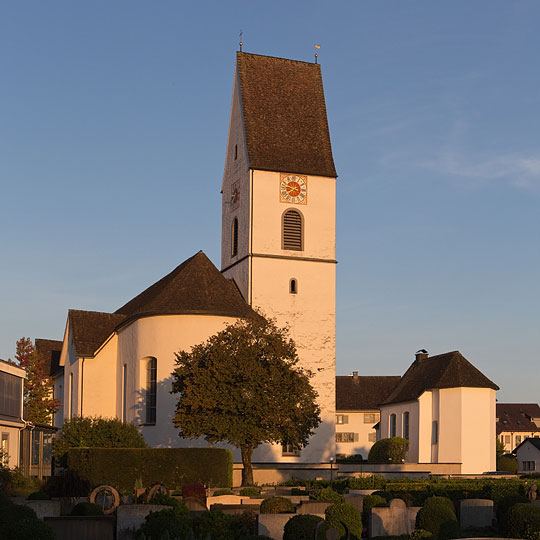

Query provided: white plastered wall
[335,410,379,459]
[516,441,540,473]
[379,401,420,463]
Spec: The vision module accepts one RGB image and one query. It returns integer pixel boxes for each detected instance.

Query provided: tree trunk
[240,445,254,486]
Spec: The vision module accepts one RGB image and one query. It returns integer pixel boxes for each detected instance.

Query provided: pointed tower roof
[381,351,499,405]
[236,52,337,178]
[116,251,254,319]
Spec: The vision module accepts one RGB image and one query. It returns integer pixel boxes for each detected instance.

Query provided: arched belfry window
[290,278,298,294]
[282,209,303,251]
[232,217,239,257]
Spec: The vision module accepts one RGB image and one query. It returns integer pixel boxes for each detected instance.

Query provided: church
[37,51,498,474]
[50,51,337,464]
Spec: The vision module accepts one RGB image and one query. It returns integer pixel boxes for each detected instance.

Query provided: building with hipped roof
[378,349,499,474]
[496,403,540,452]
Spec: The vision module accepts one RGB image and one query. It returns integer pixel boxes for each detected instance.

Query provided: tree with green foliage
[172,315,321,485]
[53,416,147,465]
[14,337,60,424]
[368,437,410,464]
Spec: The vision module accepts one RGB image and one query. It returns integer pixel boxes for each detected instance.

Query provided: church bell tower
[221,52,337,463]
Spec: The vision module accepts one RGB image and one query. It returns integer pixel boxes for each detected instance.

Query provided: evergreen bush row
[67,447,233,491]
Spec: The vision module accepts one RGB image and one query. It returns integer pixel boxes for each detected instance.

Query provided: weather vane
[239,30,243,52]
[314,43,320,63]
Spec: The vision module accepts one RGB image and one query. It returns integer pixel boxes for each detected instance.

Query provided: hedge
[67,447,233,490]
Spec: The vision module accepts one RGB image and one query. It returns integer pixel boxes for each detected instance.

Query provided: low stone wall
[45,516,115,540]
[20,500,61,519]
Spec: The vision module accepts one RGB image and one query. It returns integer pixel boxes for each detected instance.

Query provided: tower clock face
[280,174,307,204]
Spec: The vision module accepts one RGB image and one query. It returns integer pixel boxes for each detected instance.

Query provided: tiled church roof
[65,252,254,358]
[336,375,400,411]
[237,52,337,178]
[35,338,63,376]
[116,251,254,319]
[381,351,499,405]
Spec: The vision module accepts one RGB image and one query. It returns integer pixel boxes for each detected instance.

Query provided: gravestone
[458,499,493,529]
[258,513,296,540]
[116,504,172,540]
[370,498,420,537]
[296,500,333,516]
[344,494,363,513]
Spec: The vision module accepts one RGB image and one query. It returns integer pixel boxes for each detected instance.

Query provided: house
[46,51,337,464]
[0,358,25,468]
[515,437,540,474]
[496,403,540,453]
[335,373,400,459]
[378,349,498,474]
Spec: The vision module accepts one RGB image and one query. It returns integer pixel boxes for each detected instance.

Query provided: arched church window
[403,411,409,440]
[144,357,157,425]
[232,218,239,257]
[389,413,396,437]
[289,278,298,294]
[122,364,127,423]
[282,209,303,251]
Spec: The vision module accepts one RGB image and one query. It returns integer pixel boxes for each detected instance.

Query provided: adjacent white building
[515,438,540,474]
[378,350,498,474]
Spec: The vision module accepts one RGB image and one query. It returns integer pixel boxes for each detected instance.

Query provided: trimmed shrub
[312,486,344,503]
[182,482,207,503]
[0,503,38,526]
[149,493,189,515]
[283,514,330,540]
[27,491,51,500]
[410,530,433,540]
[192,509,251,540]
[43,469,92,497]
[507,503,540,538]
[496,494,529,535]
[347,475,386,490]
[135,508,192,540]
[70,502,104,516]
[368,437,410,464]
[260,496,294,514]
[415,497,458,540]
[53,416,147,465]
[239,487,260,497]
[67,447,233,490]
[291,488,306,496]
[362,494,387,528]
[325,502,363,539]
[0,518,57,540]
[213,488,233,496]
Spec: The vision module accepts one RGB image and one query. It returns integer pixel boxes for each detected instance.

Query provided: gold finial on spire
[314,43,320,64]
[239,30,243,52]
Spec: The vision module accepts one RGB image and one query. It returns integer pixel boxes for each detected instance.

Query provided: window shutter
[354,433,359,442]
[283,210,303,251]
[343,415,349,424]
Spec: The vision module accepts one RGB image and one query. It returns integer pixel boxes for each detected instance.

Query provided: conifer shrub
[259,496,294,514]
[325,502,363,539]
[415,496,458,540]
[70,502,104,516]
[506,503,540,539]
[368,437,409,464]
[283,514,330,540]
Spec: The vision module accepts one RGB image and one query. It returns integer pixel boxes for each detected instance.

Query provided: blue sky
[1,1,539,402]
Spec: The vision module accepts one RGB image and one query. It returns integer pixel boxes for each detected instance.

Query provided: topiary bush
[495,494,529,535]
[312,486,344,503]
[27,491,51,500]
[260,496,294,514]
[283,514,330,540]
[70,502,104,516]
[410,530,433,540]
[415,496,458,540]
[0,503,38,526]
[135,508,193,540]
[506,503,540,538]
[239,487,260,497]
[368,437,410,464]
[149,493,189,515]
[325,502,363,539]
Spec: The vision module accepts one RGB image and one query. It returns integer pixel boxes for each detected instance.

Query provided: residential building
[515,437,540,474]
[379,350,498,474]
[0,358,25,468]
[335,373,400,459]
[496,403,540,452]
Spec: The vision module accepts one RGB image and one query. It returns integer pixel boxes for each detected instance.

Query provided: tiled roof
[237,52,337,178]
[496,403,540,434]
[381,351,499,406]
[116,251,254,319]
[35,338,63,377]
[69,310,127,358]
[516,437,540,453]
[336,375,401,411]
